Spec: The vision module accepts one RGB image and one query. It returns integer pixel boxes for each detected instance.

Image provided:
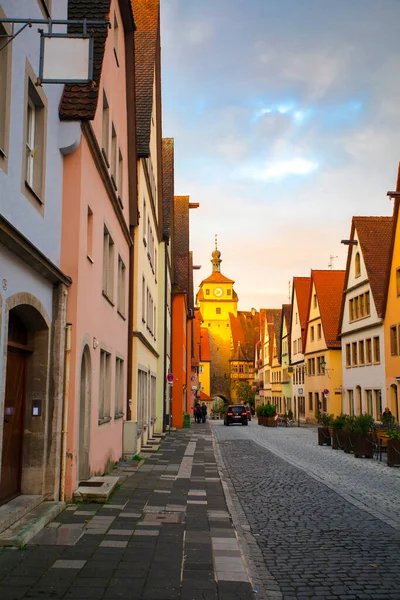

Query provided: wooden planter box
[387,439,400,467]
[266,417,277,427]
[258,416,265,426]
[342,431,356,454]
[318,427,331,446]
[332,429,344,450]
[354,433,373,458]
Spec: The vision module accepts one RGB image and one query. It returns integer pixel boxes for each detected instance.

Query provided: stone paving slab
[0,425,253,600]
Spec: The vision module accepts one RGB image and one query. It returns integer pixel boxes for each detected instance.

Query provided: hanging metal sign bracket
[0,18,110,85]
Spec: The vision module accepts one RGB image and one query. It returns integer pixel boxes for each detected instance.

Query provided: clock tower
[196,238,238,400]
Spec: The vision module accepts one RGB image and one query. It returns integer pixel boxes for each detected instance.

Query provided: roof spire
[211,234,222,273]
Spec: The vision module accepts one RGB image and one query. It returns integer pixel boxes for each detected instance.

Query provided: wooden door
[0,349,26,505]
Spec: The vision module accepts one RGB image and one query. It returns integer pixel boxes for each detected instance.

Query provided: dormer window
[355,252,361,278]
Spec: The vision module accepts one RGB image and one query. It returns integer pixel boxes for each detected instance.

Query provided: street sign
[166,373,174,383]
[323,388,329,395]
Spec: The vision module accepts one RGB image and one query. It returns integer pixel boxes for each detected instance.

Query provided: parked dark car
[224,405,248,426]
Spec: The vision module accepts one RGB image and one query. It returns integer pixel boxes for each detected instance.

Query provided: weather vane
[215,234,218,250]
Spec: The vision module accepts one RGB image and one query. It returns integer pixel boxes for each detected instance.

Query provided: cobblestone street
[212,420,400,600]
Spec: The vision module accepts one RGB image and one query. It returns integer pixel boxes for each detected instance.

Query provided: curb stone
[212,428,283,600]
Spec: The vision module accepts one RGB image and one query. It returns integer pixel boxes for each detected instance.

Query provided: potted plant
[318,413,334,446]
[264,403,277,427]
[256,404,265,426]
[332,414,347,450]
[342,415,358,453]
[352,414,374,458]
[387,427,400,467]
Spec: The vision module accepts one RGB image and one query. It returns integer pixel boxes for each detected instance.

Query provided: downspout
[60,323,72,502]
[127,226,135,421]
[163,244,168,431]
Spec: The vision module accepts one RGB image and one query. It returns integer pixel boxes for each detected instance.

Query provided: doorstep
[140,444,160,452]
[0,501,65,547]
[73,476,120,503]
[0,495,42,535]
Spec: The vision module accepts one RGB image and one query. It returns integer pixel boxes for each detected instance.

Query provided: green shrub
[256,405,264,417]
[332,414,347,430]
[386,426,400,440]
[319,413,334,427]
[352,413,374,435]
[264,403,277,417]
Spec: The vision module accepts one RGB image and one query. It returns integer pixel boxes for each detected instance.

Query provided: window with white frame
[373,336,380,363]
[102,90,110,164]
[358,340,365,365]
[390,326,398,356]
[0,19,11,162]
[142,276,146,322]
[118,148,123,205]
[117,255,126,316]
[346,343,351,367]
[102,226,114,301]
[25,80,46,199]
[352,342,358,366]
[99,349,111,422]
[113,11,119,64]
[115,357,124,417]
[111,123,117,188]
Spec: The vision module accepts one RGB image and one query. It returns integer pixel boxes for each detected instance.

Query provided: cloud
[162,0,400,310]
[241,158,319,182]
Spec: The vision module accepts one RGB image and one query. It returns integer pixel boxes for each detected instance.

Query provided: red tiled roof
[292,276,311,348]
[188,251,194,312]
[200,328,210,361]
[132,0,159,157]
[162,138,174,241]
[200,272,235,285]
[262,309,281,363]
[59,0,111,120]
[352,217,393,318]
[173,196,189,293]
[229,311,259,362]
[312,270,346,348]
[281,304,292,361]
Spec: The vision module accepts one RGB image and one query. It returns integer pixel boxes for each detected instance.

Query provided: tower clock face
[214,287,223,297]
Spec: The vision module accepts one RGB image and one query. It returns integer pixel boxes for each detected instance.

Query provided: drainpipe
[127,226,135,421]
[60,323,72,502]
[163,244,168,431]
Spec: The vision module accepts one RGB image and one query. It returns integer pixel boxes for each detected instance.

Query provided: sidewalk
[0,425,255,600]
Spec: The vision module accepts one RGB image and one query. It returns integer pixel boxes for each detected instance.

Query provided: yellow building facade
[384,193,400,421]
[304,271,345,420]
[196,245,238,401]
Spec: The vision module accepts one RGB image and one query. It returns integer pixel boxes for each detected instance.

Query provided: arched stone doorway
[0,302,49,505]
[78,346,91,481]
[390,384,399,422]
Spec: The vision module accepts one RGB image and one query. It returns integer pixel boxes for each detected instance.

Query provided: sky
[160,0,400,311]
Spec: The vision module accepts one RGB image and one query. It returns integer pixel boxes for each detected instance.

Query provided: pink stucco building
[59,0,137,499]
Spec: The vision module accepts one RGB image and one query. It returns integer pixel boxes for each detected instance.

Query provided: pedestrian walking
[201,402,207,423]
[194,403,202,424]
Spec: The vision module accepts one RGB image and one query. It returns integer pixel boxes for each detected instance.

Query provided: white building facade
[340,218,392,419]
